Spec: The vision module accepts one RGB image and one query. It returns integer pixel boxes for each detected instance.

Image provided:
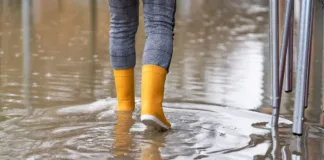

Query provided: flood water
[0,0,323,159]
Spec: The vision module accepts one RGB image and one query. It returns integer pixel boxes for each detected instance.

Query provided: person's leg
[141,0,176,131]
[142,0,176,70]
[109,0,139,111]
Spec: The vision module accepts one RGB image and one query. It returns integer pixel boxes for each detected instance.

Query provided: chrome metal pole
[292,0,314,136]
[304,1,314,109]
[272,0,293,126]
[89,0,97,97]
[285,0,294,93]
[22,0,31,110]
[270,0,280,127]
[279,0,294,96]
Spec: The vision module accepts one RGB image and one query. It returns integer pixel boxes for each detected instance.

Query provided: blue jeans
[109,0,176,70]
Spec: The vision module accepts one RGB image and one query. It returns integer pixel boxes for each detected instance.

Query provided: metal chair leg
[285,1,294,93]
[271,0,294,127]
[22,0,32,110]
[270,0,280,127]
[292,0,314,136]
[279,0,294,97]
[304,2,314,109]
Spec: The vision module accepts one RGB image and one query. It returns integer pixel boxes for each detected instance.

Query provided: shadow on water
[0,0,323,159]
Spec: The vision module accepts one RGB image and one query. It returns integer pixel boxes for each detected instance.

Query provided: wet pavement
[0,0,323,159]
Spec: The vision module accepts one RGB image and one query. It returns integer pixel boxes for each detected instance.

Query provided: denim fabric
[109,0,176,70]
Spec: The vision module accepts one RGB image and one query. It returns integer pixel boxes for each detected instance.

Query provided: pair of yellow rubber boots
[113,65,170,131]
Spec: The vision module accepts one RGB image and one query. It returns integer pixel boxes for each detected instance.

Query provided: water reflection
[271,127,280,160]
[167,0,269,109]
[0,0,323,159]
[113,111,135,159]
[140,130,165,160]
[291,136,304,160]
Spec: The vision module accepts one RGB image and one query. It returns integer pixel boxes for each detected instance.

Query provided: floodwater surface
[0,0,323,159]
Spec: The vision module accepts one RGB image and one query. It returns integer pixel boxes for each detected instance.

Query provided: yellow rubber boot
[113,68,135,112]
[141,65,171,131]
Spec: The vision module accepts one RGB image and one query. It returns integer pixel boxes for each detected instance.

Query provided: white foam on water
[56,98,116,115]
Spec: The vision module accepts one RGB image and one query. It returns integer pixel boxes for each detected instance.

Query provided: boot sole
[141,115,170,132]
